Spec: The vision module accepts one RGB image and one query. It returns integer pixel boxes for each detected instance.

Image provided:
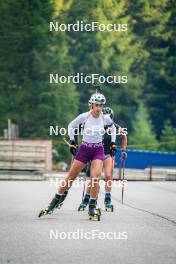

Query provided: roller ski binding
[78,194,90,211]
[88,199,101,221]
[105,193,114,212]
[78,203,87,211]
[38,193,62,218]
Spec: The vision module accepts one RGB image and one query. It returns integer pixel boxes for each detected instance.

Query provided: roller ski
[88,199,101,221]
[38,192,67,218]
[78,194,101,215]
[105,204,114,212]
[105,193,114,212]
[79,203,101,215]
[78,203,87,211]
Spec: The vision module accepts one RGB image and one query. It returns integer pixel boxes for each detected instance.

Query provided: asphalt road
[0,180,176,264]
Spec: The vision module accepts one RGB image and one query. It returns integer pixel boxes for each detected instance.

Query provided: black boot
[56,190,68,209]
[38,193,62,218]
[88,199,101,221]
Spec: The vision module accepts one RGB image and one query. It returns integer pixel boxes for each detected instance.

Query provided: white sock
[57,191,63,196]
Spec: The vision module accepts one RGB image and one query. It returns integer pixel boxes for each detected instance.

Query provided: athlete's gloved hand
[121,150,127,160]
[110,142,117,157]
[69,140,78,156]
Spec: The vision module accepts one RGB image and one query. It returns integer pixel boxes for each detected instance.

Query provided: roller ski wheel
[78,203,86,211]
[89,214,100,221]
[38,193,62,218]
[105,204,114,212]
[96,207,101,216]
[88,208,101,221]
[57,202,63,209]
[38,208,52,218]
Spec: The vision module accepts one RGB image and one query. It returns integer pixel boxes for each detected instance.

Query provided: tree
[61,0,143,131]
[159,120,176,152]
[129,0,175,136]
[129,104,158,150]
[0,0,78,141]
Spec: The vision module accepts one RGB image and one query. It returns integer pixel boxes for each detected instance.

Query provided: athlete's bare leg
[58,159,85,193]
[103,157,113,193]
[90,159,103,198]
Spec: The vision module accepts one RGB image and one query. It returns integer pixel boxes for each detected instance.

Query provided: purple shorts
[75,143,105,164]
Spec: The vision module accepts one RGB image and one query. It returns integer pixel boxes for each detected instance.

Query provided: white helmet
[89,93,106,105]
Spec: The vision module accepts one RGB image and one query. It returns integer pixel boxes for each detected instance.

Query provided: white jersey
[68,111,116,143]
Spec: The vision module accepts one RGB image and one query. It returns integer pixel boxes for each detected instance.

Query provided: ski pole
[111,156,115,189]
[64,137,87,200]
[82,174,86,201]
[111,156,115,170]
[63,137,73,167]
[63,137,71,147]
[119,157,126,205]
